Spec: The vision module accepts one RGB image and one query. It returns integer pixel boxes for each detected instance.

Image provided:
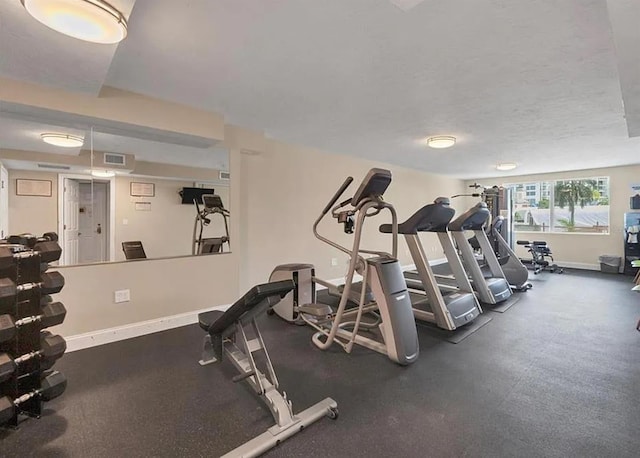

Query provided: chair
[122,241,147,260]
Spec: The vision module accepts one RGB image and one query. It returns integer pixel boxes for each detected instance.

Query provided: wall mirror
[0,109,230,266]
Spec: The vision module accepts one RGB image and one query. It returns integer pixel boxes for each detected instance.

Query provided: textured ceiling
[0,0,135,94]
[104,0,640,178]
[1,0,639,178]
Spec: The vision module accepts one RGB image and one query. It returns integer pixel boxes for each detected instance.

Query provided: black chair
[122,241,146,260]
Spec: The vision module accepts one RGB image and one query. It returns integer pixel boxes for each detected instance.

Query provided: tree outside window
[508,177,609,234]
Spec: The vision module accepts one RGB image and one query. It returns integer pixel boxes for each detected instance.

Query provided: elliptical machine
[192,194,230,255]
[270,168,419,366]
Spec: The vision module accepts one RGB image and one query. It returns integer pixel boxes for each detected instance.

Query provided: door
[0,165,8,239]
[63,178,80,265]
[77,181,108,263]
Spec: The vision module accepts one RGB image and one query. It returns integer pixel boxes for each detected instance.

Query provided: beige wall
[114,176,230,261]
[0,77,224,142]
[465,164,640,268]
[8,170,58,236]
[228,128,466,291]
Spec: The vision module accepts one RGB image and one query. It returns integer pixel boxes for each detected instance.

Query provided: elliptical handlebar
[314,179,355,257]
[322,177,354,216]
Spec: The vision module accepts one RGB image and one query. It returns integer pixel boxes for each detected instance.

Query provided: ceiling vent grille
[104,153,126,166]
[38,163,71,170]
[219,171,230,181]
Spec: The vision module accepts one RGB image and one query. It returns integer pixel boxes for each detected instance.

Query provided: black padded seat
[198,280,295,335]
[380,198,454,234]
[448,202,490,231]
[198,310,225,331]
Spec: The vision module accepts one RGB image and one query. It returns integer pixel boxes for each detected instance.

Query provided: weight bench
[198,280,338,458]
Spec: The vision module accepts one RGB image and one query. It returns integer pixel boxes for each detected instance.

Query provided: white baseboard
[66,258,448,352]
[557,262,600,271]
[66,304,231,353]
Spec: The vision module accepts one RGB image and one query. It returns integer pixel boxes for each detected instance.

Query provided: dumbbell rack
[0,238,66,428]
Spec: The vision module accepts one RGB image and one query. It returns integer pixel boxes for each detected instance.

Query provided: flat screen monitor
[180,187,215,205]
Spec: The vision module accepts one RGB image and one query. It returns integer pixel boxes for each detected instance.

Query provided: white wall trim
[557,262,600,271]
[65,258,448,352]
[66,304,231,352]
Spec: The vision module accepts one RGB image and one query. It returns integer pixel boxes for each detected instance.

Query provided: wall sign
[135,202,151,211]
[16,179,52,197]
[130,182,155,197]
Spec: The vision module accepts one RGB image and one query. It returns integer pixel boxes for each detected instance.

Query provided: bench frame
[199,283,337,458]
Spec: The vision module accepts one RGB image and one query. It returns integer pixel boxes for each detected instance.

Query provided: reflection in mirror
[0,111,229,266]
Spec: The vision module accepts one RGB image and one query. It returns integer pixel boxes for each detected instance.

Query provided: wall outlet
[122,219,129,225]
[331,258,338,267]
[114,289,130,303]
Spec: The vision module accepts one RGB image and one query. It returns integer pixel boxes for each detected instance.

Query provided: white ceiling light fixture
[496,162,517,171]
[21,0,128,44]
[427,136,456,149]
[41,132,84,148]
[91,169,116,178]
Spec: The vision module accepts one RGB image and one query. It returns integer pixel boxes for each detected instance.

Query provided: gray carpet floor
[1,269,639,457]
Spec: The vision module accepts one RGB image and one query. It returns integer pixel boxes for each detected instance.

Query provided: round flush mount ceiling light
[21,0,128,44]
[41,133,84,148]
[496,162,517,171]
[91,169,116,178]
[427,136,456,149]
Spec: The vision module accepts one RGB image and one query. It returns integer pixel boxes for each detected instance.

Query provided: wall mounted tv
[179,187,215,204]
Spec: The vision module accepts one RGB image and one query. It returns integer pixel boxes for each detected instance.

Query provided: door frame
[58,173,116,263]
[0,164,8,239]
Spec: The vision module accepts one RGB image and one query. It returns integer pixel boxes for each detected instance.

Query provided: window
[510,182,551,232]
[507,177,609,234]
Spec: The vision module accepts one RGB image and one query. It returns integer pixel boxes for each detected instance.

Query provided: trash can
[598,255,621,273]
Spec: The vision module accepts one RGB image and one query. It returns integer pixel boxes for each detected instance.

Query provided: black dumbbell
[0,302,67,343]
[0,273,64,307]
[15,272,65,296]
[40,271,65,294]
[6,234,35,247]
[42,233,59,243]
[0,278,16,302]
[6,233,58,249]
[0,333,67,382]
[0,371,67,425]
[0,240,62,267]
[0,246,37,270]
[33,241,62,264]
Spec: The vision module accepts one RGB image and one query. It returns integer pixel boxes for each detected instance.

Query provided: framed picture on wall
[130,182,155,197]
[16,179,52,197]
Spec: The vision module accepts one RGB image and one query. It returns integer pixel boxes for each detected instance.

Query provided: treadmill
[447,202,512,304]
[387,198,483,330]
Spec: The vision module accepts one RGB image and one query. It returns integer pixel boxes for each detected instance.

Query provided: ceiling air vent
[219,171,230,181]
[104,153,126,166]
[38,163,71,170]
